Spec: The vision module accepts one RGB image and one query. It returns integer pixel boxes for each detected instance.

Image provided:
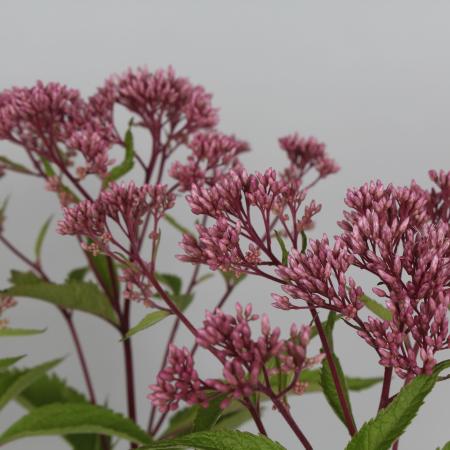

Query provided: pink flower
[91,67,218,138]
[169,131,248,191]
[279,133,339,181]
[148,345,208,412]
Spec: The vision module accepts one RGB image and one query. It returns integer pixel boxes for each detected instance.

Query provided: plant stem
[0,234,98,405]
[63,311,97,404]
[244,398,267,436]
[122,299,137,424]
[378,367,393,411]
[310,307,357,436]
[267,391,313,450]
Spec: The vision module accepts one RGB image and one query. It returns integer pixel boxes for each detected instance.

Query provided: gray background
[1,1,450,449]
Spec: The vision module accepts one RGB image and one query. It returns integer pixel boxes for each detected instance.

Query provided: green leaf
[320,353,354,429]
[345,361,450,450]
[220,271,247,287]
[324,311,338,351]
[301,230,308,253]
[173,293,193,312]
[0,355,25,372]
[274,231,288,266]
[16,372,103,450]
[0,358,62,410]
[193,396,226,432]
[40,156,56,177]
[0,156,33,174]
[88,252,118,300]
[124,310,171,340]
[34,216,53,261]
[164,214,194,237]
[161,405,199,439]
[345,376,383,391]
[102,127,135,188]
[360,294,392,321]
[0,328,46,337]
[156,273,182,295]
[0,403,152,446]
[66,267,89,283]
[138,430,285,450]
[2,270,118,325]
[437,442,450,450]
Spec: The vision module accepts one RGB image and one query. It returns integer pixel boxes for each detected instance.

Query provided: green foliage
[88,252,118,300]
[0,358,62,410]
[345,361,450,450]
[2,270,118,324]
[34,216,53,261]
[0,156,33,174]
[102,126,135,188]
[124,310,171,340]
[156,273,183,296]
[0,328,46,337]
[193,395,226,432]
[274,231,289,265]
[301,230,308,253]
[320,353,355,429]
[16,372,106,450]
[220,270,247,287]
[138,430,286,450]
[65,267,89,283]
[437,442,450,450]
[0,403,152,446]
[360,294,392,321]
[0,355,25,372]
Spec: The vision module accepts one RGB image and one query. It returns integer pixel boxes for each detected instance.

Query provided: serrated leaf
[361,294,392,321]
[0,328,46,337]
[274,231,288,266]
[345,361,450,450]
[320,353,354,429]
[1,270,118,324]
[102,127,135,187]
[0,358,62,410]
[0,403,152,446]
[156,273,182,295]
[16,372,103,450]
[34,216,53,261]
[138,430,285,450]
[193,395,226,432]
[0,355,25,372]
[124,310,171,340]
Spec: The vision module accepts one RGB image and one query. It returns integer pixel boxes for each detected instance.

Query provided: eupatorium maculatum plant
[0,66,449,450]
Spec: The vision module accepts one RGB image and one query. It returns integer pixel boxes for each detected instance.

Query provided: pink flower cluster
[90,67,218,139]
[277,174,450,379]
[169,131,248,192]
[149,303,316,412]
[58,181,175,255]
[0,81,116,177]
[278,133,339,186]
[179,168,322,274]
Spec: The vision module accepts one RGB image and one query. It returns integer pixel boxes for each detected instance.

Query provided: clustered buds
[276,175,450,380]
[179,167,323,274]
[91,67,218,140]
[58,181,175,255]
[169,131,248,191]
[149,303,318,412]
[278,133,339,185]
